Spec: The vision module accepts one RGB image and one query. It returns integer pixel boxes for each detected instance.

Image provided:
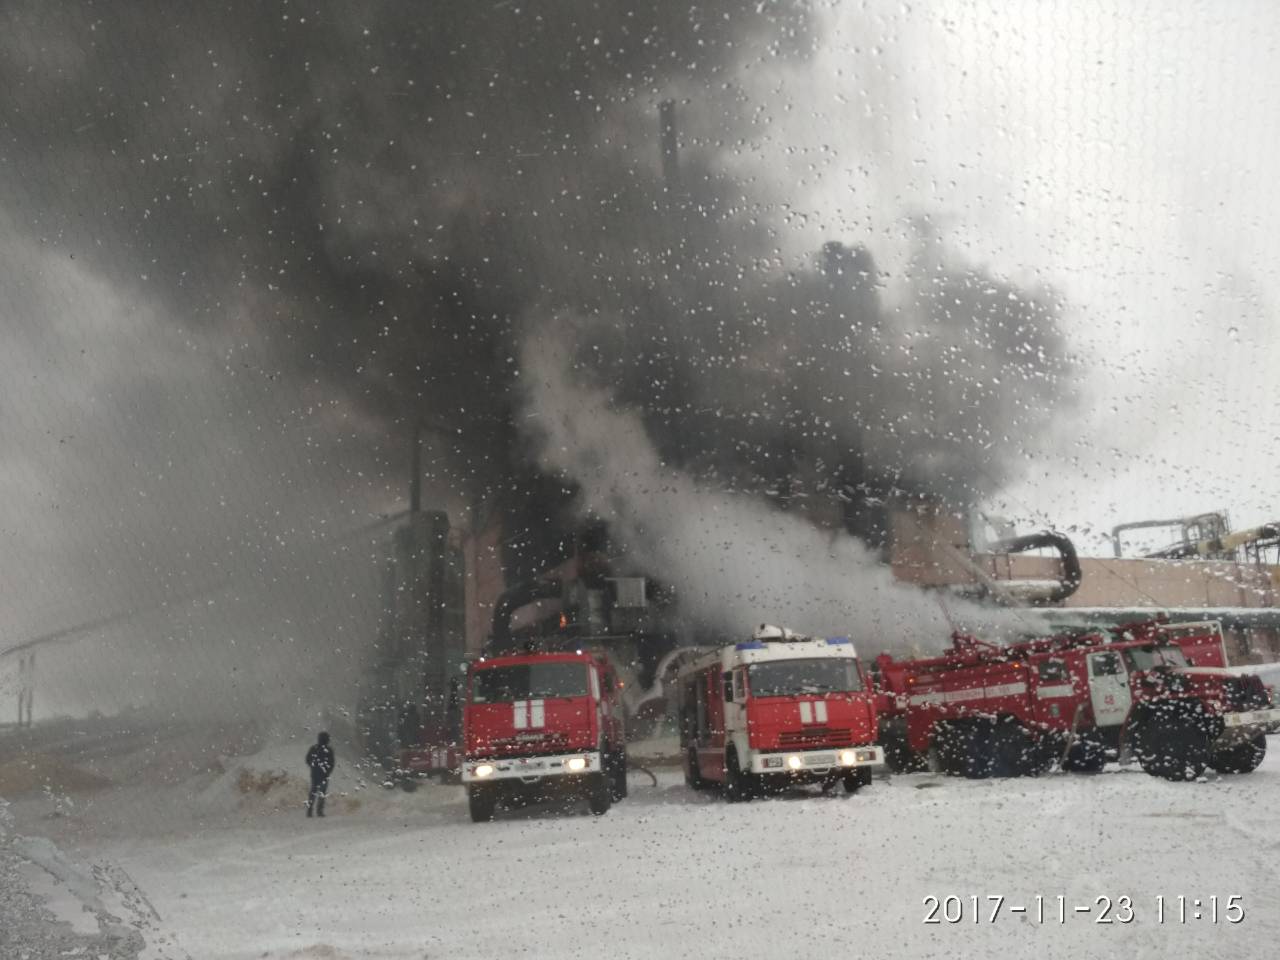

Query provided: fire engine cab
[462,649,627,822]
[677,625,884,800]
[874,619,1280,781]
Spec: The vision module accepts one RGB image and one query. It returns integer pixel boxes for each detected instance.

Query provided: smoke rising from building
[0,1,1068,497]
[520,320,1049,649]
[1,2,1073,715]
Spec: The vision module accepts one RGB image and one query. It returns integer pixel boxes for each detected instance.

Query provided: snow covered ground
[5,730,1280,960]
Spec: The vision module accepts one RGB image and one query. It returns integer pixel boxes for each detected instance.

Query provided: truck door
[1031,658,1075,730]
[723,668,746,737]
[1086,651,1131,727]
[698,669,728,781]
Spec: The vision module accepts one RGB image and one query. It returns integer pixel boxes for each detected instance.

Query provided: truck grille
[778,728,854,748]
[1225,675,1271,712]
[485,733,570,755]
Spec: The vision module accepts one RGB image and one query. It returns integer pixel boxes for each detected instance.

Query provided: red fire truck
[400,743,458,781]
[874,619,1280,781]
[677,625,884,800]
[461,649,628,822]
[384,676,464,788]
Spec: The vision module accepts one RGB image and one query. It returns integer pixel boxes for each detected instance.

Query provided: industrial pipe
[486,577,563,654]
[986,530,1083,605]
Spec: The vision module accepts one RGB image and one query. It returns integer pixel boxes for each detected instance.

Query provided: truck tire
[586,772,612,815]
[609,750,629,801]
[842,767,873,794]
[926,743,944,774]
[879,718,927,773]
[468,784,498,823]
[684,746,706,790]
[964,722,998,779]
[1209,734,1267,774]
[931,723,960,775]
[936,720,996,779]
[1027,734,1060,776]
[1130,705,1210,781]
[991,718,1039,777]
[724,748,756,803]
[1062,735,1107,773]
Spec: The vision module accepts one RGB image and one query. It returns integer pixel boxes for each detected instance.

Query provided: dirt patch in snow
[284,945,350,959]
[0,754,113,797]
[235,767,293,796]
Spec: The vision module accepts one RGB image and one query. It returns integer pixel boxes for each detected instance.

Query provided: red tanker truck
[874,619,1278,781]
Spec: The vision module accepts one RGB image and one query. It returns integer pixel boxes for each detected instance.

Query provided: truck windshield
[470,662,589,702]
[1124,645,1191,671]
[748,659,862,698]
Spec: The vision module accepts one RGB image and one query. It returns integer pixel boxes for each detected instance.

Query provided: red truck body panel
[465,697,599,757]
[462,650,625,765]
[746,695,878,751]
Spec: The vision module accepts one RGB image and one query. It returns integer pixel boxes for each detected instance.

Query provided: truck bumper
[749,745,884,775]
[1217,707,1280,743]
[462,750,602,783]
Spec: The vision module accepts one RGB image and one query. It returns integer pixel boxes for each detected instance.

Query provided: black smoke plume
[2,0,1071,601]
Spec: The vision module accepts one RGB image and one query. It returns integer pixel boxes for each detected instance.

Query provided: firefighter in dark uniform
[305,731,335,817]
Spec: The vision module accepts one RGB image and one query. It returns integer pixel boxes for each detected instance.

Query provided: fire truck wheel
[609,750,629,801]
[1130,711,1210,781]
[467,784,498,823]
[1062,737,1107,773]
[1209,734,1267,774]
[1027,736,1060,776]
[962,723,998,779]
[991,719,1037,777]
[930,724,960,775]
[841,767,872,794]
[935,721,996,779]
[879,720,927,773]
[724,748,757,803]
[925,744,944,774]
[587,772,613,815]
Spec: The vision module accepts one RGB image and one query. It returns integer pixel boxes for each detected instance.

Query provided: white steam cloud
[520,321,1035,653]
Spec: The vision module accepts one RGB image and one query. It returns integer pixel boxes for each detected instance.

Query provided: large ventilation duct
[985,530,1083,605]
[486,578,564,655]
[941,529,1082,606]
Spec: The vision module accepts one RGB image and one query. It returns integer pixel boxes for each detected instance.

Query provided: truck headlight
[565,756,588,772]
[473,764,495,778]
[839,749,857,767]
[786,754,804,770]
